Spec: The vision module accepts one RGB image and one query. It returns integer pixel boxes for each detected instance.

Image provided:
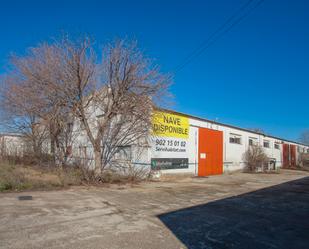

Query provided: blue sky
[0,0,308,141]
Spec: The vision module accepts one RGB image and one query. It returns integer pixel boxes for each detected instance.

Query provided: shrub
[298,153,309,168]
[243,145,269,172]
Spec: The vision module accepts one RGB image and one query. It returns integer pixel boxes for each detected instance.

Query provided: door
[282,144,290,168]
[198,128,223,176]
[290,144,296,167]
[282,144,297,168]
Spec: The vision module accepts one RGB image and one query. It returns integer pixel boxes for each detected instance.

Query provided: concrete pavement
[0,169,308,249]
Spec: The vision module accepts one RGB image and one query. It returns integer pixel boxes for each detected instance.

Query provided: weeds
[0,164,32,191]
[0,160,149,192]
[0,162,81,192]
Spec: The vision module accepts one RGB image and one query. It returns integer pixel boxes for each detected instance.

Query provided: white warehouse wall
[66,107,308,175]
[152,111,308,175]
[190,117,287,172]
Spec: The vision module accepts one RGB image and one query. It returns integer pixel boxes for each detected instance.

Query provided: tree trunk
[94,147,102,175]
[50,137,56,163]
[49,123,57,164]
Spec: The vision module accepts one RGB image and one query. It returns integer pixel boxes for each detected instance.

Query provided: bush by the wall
[243,145,269,172]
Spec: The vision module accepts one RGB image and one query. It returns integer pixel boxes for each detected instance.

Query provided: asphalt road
[0,169,308,249]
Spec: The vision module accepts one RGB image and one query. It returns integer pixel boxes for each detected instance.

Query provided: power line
[174,0,265,73]
[174,0,255,72]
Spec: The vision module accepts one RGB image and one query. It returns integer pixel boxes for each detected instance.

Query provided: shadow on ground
[158,176,309,249]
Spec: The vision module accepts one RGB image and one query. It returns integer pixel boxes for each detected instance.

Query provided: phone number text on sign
[155,138,187,153]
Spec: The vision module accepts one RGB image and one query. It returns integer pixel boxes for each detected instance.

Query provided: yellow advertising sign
[152,111,189,139]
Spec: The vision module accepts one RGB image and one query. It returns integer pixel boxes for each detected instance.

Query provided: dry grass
[0,161,149,192]
[0,162,82,192]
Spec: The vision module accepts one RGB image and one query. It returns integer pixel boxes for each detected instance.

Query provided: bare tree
[0,42,77,163]
[299,130,309,146]
[55,39,169,174]
[249,128,265,134]
[0,76,49,157]
[0,36,170,175]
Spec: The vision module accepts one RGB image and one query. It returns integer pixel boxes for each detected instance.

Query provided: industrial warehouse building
[147,110,309,176]
[2,109,308,177]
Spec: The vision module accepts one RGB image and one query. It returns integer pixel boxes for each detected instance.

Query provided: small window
[249,137,257,146]
[274,143,280,150]
[230,134,241,144]
[67,122,73,132]
[114,145,132,161]
[78,120,85,130]
[79,146,87,158]
[263,140,270,148]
